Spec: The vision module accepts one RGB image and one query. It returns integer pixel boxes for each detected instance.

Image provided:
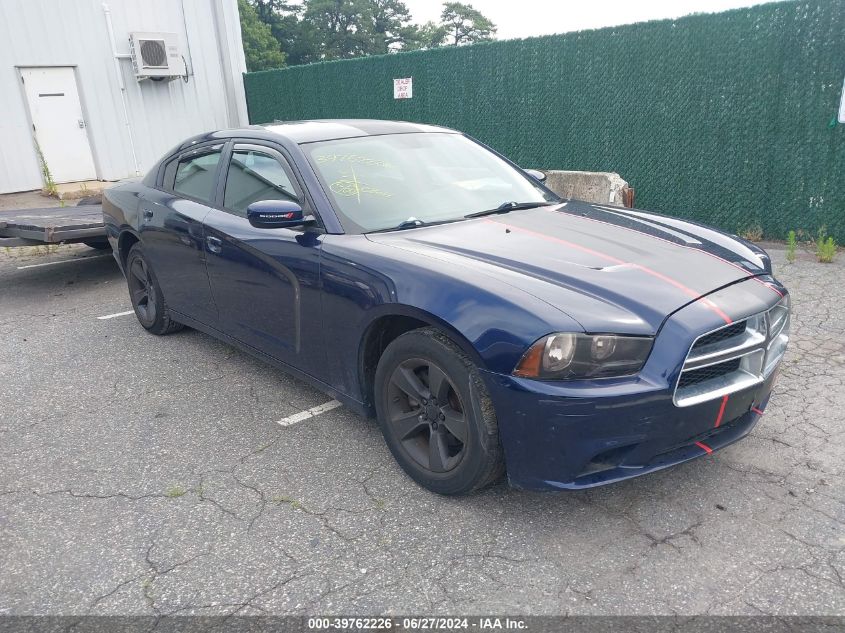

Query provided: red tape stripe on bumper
[714,395,729,428]
[695,441,713,454]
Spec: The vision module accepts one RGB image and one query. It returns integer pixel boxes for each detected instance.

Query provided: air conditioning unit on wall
[128,32,183,81]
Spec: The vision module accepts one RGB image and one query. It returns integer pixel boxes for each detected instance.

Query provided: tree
[301,0,375,60]
[238,0,286,70]
[440,2,496,46]
[402,20,448,51]
[249,0,318,66]
[368,0,414,53]
[240,0,496,67]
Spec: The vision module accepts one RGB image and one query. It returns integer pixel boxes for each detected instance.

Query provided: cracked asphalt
[0,242,843,616]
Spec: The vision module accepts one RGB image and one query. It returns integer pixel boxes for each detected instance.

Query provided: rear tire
[374,327,504,495]
[125,243,183,335]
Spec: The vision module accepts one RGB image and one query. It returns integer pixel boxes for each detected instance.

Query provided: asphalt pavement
[0,242,843,616]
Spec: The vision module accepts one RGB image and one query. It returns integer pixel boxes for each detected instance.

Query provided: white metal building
[0,0,248,194]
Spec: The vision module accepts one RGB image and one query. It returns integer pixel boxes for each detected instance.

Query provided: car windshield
[302,132,558,233]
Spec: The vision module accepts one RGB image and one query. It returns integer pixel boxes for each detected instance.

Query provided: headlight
[513,333,654,380]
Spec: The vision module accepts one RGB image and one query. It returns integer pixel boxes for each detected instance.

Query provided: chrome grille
[677,358,742,389]
[674,295,790,407]
[694,321,746,348]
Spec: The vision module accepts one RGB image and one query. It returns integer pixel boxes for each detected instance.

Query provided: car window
[223,148,300,217]
[173,149,222,204]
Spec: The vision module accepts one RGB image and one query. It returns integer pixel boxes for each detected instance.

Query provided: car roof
[167,120,460,157]
[259,119,457,144]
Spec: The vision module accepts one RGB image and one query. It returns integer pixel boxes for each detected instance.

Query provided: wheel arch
[117,229,141,271]
[357,305,486,415]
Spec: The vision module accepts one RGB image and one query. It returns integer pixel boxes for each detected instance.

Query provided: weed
[166,485,186,498]
[786,230,796,263]
[739,223,763,242]
[816,227,837,263]
[33,137,57,197]
[817,237,837,263]
[271,494,301,509]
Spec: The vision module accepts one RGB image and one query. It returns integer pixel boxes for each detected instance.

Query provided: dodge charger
[103,120,790,494]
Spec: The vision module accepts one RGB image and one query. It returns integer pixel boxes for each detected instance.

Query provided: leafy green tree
[238,0,286,70]
[440,2,496,45]
[301,0,374,60]
[402,20,448,50]
[240,0,497,67]
[250,0,318,65]
[368,0,415,53]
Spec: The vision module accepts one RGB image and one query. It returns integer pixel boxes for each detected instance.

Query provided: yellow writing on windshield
[329,166,392,203]
[315,154,392,168]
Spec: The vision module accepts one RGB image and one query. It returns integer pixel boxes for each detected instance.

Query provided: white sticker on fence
[394,77,412,99]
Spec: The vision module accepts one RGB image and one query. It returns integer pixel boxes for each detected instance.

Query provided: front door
[20,67,96,183]
[203,143,324,373]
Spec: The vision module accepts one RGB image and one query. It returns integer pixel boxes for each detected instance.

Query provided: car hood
[366,200,772,334]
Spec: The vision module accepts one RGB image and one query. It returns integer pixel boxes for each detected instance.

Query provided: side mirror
[246,200,309,229]
[524,169,547,183]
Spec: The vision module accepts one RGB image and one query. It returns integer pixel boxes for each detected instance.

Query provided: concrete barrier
[538,170,634,207]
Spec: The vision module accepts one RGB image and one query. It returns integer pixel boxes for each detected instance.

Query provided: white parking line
[97,310,134,320]
[16,254,111,270]
[277,400,343,426]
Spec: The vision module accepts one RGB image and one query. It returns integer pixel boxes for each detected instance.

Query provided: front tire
[374,327,504,495]
[125,243,183,335]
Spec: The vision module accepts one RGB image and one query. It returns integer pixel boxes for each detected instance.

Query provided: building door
[20,67,96,184]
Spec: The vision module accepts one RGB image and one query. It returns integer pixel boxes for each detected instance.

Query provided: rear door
[139,144,222,326]
[202,142,325,373]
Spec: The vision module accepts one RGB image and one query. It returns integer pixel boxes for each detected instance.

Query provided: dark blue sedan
[103,120,790,494]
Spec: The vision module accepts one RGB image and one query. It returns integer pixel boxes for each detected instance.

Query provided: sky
[401,0,789,40]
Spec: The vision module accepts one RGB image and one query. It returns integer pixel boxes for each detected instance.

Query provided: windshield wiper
[464,201,558,219]
[367,217,460,234]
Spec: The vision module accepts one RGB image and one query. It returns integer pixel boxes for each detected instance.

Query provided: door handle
[142,208,154,220]
[206,235,223,254]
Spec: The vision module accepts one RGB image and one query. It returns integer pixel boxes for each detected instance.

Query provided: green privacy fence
[244,0,845,242]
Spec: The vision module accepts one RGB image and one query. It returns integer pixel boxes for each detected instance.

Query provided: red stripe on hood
[485,218,733,324]
[555,209,784,299]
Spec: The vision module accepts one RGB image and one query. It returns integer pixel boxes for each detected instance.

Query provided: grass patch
[271,494,302,509]
[816,227,837,263]
[166,485,187,498]
[786,230,797,263]
[739,223,763,242]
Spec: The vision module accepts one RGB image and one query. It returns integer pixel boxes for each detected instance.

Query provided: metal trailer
[0,196,109,250]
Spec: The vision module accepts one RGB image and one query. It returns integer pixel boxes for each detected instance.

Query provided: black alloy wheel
[386,358,468,473]
[128,254,157,327]
[125,243,183,335]
[374,327,504,495]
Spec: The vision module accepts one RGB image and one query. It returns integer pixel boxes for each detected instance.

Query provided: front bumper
[483,277,787,490]
[482,367,775,490]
